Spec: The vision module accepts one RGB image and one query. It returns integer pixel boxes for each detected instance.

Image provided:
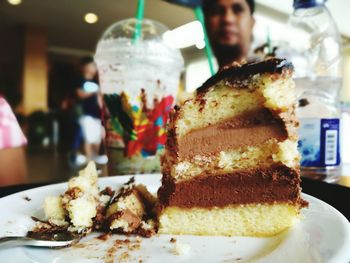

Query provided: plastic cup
[95,18,184,175]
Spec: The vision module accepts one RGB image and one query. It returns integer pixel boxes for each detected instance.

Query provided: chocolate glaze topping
[197,58,293,97]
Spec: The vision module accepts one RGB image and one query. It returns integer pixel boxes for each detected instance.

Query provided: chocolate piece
[158,165,306,209]
[298,98,309,107]
[108,209,142,232]
[97,232,112,241]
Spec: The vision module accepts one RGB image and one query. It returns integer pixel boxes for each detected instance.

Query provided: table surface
[0,176,349,221]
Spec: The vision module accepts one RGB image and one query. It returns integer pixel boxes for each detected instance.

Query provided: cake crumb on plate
[172,242,191,255]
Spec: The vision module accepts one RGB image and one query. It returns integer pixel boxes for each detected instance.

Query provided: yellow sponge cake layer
[176,73,294,138]
[158,203,300,237]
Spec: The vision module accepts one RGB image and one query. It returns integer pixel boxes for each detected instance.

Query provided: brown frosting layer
[177,108,288,160]
[158,165,307,209]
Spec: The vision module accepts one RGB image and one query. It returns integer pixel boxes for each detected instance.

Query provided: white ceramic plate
[0,174,349,263]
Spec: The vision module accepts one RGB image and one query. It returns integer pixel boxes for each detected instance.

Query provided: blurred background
[0,0,349,185]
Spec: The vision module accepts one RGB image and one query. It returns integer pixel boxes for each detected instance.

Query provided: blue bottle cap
[293,0,326,9]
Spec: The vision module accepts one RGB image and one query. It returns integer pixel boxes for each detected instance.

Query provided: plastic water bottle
[278,0,342,180]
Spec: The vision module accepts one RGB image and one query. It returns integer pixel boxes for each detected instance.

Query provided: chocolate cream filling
[158,165,306,209]
[177,108,288,160]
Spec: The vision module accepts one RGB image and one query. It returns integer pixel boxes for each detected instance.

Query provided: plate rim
[0,174,349,262]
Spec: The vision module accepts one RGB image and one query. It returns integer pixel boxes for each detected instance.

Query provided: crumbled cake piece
[43,196,67,226]
[136,219,156,237]
[93,190,115,231]
[65,194,98,232]
[62,162,101,233]
[106,179,156,237]
[32,163,156,239]
[41,162,110,233]
[67,161,99,197]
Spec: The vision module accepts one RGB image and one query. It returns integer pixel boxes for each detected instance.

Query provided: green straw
[267,27,272,54]
[194,6,215,76]
[133,0,145,44]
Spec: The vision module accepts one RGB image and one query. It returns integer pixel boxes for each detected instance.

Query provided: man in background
[203,0,255,68]
[75,57,107,165]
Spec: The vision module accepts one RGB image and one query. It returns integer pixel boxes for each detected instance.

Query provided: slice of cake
[157,58,307,237]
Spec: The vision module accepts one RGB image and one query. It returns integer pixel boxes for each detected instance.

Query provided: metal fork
[0,232,81,248]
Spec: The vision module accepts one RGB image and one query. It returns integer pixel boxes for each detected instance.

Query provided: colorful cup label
[103,90,173,158]
[298,118,340,167]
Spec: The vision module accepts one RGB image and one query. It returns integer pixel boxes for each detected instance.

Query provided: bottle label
[298,118,340,167]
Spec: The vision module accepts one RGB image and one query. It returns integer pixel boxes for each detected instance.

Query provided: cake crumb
[129,243,141,251]
[73,243,86,248]
[23,196,31,201]
[115,239,130,246]
[172,242,191,256]
[170,237,176,243]
[104,246,117,263]
[97,232,111,241]
[118,251,130,262]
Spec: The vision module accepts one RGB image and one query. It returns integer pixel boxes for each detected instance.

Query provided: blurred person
[61,93,85,167]
[203,0,255,68]
[0,96,27,186]
[75,57,107,165]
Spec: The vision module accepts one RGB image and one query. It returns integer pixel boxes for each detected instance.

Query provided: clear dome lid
[99,18,168,41]
[95,18,184,70]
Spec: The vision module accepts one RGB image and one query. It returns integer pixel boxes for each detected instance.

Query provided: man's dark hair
[202,0,255,15]
[80,56,94,66]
